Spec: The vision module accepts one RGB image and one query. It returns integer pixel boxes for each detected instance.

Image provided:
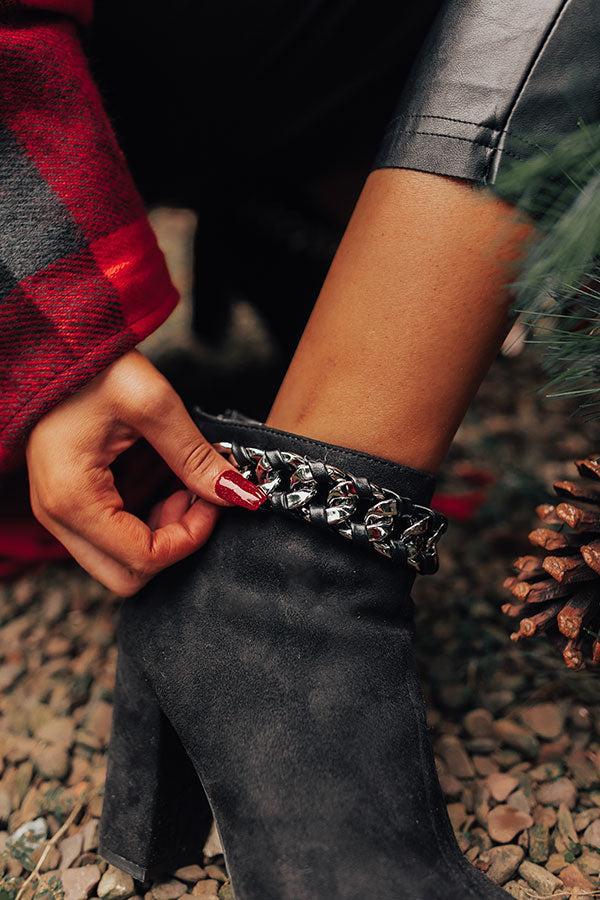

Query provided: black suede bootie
[99,411,506,900]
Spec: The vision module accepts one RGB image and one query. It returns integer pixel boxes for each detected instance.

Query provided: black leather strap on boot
[99,411,506,900]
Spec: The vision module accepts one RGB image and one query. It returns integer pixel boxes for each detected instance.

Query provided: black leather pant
[93,0,599,193]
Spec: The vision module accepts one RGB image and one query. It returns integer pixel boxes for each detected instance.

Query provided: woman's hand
[26,350,265,596]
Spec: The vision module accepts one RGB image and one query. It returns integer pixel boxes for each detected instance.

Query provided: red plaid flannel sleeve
[0,0,179,472]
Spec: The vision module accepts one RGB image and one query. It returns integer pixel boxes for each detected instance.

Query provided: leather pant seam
[487,0,572,181]
[380,126,529,162]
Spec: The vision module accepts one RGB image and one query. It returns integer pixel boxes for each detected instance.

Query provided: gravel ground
[2,211,600,900]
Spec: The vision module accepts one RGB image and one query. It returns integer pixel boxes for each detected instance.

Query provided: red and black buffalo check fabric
[0,0,178,575]
[0,0,178,474]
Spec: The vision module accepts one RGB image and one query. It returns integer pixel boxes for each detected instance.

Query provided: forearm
[268,168,532,471]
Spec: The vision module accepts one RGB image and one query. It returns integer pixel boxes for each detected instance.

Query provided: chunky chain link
[215,441,447,574]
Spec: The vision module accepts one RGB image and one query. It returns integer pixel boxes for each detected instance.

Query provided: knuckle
[181,441,215,481]
[38,483,71,522]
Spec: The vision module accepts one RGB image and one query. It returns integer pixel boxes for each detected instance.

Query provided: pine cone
[503,455,600,670]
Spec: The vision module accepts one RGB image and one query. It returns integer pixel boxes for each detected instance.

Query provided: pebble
[447,802,467,832]
[60,864,102,900]
[60,831,83,869]
[474,756,498,776]
[487,806,533,843]
[583,817,600,849]
[530,761,563,782]
[205,865,227,883]
[435,735,475,779]
[463,709,494,739]
[508,790,532,814]
[486,773,519,802]
[36,717,76,747]
[536,777,577,809]
[31,742,70,780]
[482,691,515,714]
[478,844,524,884]
[151,881,187,900]
[97,864,135,899]
[528,824,550,863]
[520,704,564,740]
[559,863,595,892]
[567,748,600,789]
[174,864,208,883]
[191,881,220,896]
[439,774,462,799]
[494,720,539,760]
[518,860,563,896]
[218,885,234,900]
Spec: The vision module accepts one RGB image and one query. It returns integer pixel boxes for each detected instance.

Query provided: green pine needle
[494,122,600,418]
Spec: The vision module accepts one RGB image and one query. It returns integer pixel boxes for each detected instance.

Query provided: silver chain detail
[215,441,447,574]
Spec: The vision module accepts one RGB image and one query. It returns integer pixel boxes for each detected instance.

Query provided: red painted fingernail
[215,469,267,510]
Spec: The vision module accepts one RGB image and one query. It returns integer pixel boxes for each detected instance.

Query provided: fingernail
[215,470,267,510]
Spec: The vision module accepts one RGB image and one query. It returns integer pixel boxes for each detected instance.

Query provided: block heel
[99,642,213,881]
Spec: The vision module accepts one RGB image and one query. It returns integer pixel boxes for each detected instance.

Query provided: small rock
[557,803,578,846]
[84,701,113,747]
[503,880,526,899]
[59,831,83,869]
[82,819,98,852]
[0,789,11,825]
[528,824,550,863]
[494,720,539,760]
[173,865,207,884]
[520,703,564,740]
[546,852,568,874]
[493,749,522,770]
[463,709,494,739]
[481,690,515,714]
[191,882,219,897]
[473,756,498,777]
[447,802,467,832]
[583,817,600,849]
[36,718,76,747]
[533,805,557,828]
[574,808,600,832]
[478,845,524,885]
[518,860,563,896]
[539,734,570,762]
[439,774,462,799]
[578,850,600,875]
[60,864,102,900]
[31,742,70,780]
[486,773,519,802]
[559,863,594,892]
[205,866,227,883]
[467,738,497,755]
[97,864,135,899]
[530,761,563,782]
[508,790,532,814]
[435,735,475,779]
[567,749,600,789]
[218,885,234,900]
[203,822,223,858]
[487,806,533,843]
[536,777,577,809]
[0,664,24,692]
[151,881,187,900]
[9,816,47,848]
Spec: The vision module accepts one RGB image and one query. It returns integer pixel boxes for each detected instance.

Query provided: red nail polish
[215,470,267,510]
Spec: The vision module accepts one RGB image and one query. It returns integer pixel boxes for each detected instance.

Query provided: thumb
[136,390,266,511]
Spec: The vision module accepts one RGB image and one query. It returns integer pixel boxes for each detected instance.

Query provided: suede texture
[100,413,506,899]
